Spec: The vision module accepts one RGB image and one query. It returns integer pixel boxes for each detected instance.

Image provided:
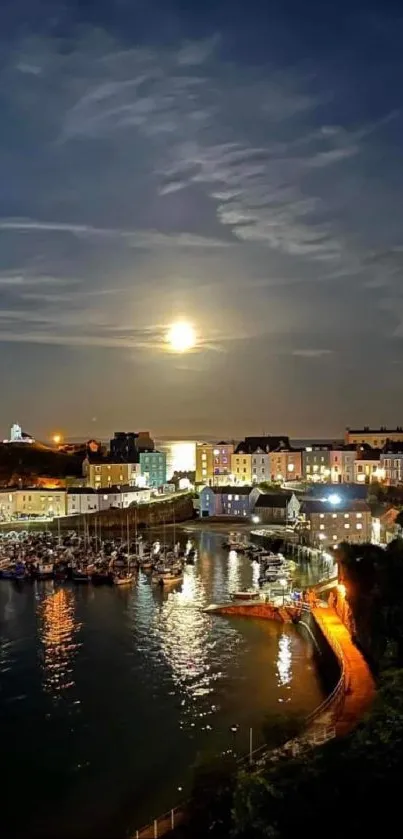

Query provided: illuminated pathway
[312,606,376,737]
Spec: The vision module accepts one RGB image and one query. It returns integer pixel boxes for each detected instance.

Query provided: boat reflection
[227,550,240,594]
[38,586,81,698]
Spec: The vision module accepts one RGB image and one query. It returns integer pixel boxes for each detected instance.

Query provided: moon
[166,321,196,353]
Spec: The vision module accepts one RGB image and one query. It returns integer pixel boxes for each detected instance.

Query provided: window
[103,495,108,500]
[320,524,325,530]
[235,495,239,501]
[306,465,311,473]
[319,513,324,519]
[333,535,338,541]
[332,513,337,519]
[358,465,363,472]
[356,513,362,519]
[344,513,349,518]
[344,523,350,529]
[228,495,233,500]
[356,523,362,530]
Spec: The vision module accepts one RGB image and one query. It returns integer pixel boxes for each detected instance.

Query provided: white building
[97,486,152,511]
[67,485,152,515]
[0,491,14,520]
[3,423,34,444]
[67,489,99,516]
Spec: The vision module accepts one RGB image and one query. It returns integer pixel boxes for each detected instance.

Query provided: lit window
[319,533,326,540]
[213,449,219,456]
[344,523,350,529]
[332,513,337,519]
[320,524,325,530]
[333,535,338,541]
[319,513,324,519]
[306,466,311,473]
[356,523,362,530]
[344,513,349,518]
[356,513,362,519]
[228,495,233,500]
[103,495,108,500]
[235,495,239,501]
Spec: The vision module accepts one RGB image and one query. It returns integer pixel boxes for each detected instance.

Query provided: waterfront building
[84,460,140,489]
[300,499,371,548]
[199,485,261,517]
[345,426,403,447]
[231,451,252,483]
[269,449,302,482]
[67,488,99,515]
[195,442,214,484]
[13,488,66,518]
[231,446,271,484]
[302,445,332,482]
[97,485,152,510]
[380,445,403,485]
[0,491,14,520]
[139,451,167,488]
[354,451,383,484]
[254,492,300,524]
[330,448,357,483]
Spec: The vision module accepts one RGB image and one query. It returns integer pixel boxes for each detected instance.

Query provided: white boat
[232,590,260,600]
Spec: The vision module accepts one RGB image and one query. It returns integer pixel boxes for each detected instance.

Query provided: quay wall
[207,602,299,621]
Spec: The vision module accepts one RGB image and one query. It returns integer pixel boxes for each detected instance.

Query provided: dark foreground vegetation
[174,539,403,839]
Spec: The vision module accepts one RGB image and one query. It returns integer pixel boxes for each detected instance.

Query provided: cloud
[292,349,334,358]
[0,219,230,248]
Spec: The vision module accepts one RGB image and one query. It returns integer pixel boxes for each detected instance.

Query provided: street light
[252,515,260,524]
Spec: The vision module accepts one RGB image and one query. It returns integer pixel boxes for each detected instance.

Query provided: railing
[134,805,186,838]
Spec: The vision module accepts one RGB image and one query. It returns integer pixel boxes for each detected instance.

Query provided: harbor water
[0,530,325,838]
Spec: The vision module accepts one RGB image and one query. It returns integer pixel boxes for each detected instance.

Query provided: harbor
[0,528,327,839]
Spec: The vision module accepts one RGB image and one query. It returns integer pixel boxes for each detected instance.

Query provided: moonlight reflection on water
[0,531,324,839]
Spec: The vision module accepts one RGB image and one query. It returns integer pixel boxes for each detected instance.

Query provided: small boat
[232,590,260,600]
[113,573,134,586]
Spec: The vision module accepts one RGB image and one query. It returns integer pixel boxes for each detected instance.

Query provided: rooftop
[301,499,370,514]
[255,493,292,508]
[201,485,253,495]
[235,435,290,454]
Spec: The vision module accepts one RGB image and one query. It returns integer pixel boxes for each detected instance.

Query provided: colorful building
[139,451,167,488]
[85,460,140,489]
[199,485,261,517]
[269,450,302,482]
[345,426,403,447]
[300,499,372,548]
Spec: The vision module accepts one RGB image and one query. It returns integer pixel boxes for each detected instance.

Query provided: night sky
[1,0,402,440]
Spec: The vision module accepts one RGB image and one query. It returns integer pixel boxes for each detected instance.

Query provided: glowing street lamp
[337,583,346,598]
[52,434,62,446]
[252,515,260,524]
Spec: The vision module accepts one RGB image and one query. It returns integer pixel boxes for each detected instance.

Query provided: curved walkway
[312,606,376,737]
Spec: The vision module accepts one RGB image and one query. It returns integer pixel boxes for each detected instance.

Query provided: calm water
[0,531,324,839]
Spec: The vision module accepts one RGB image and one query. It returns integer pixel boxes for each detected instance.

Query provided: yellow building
[13,489,66,517]
[231,453,252,483]
[345,426,403,447]
[85,461,140,489]
[195,443,214,484]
